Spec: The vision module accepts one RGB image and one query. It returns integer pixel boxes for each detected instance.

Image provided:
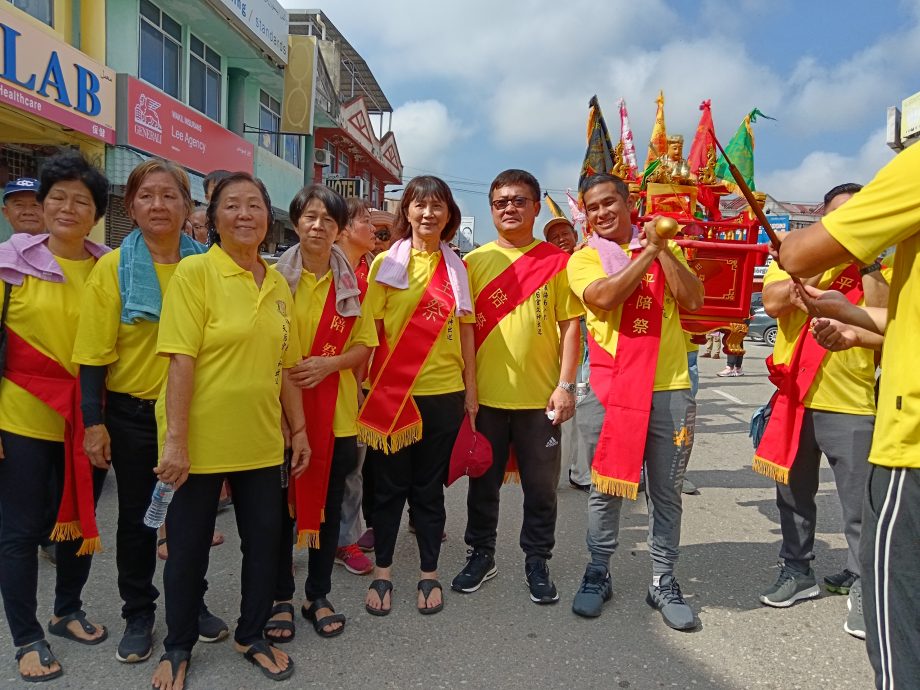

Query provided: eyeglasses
[375,231,390,241]
[490,196,535,211]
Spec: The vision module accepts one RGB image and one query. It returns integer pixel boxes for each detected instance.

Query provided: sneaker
[824,568,858,595]
[568,470,590,493]
[646,574,697,630]
[356,528,375,552]
[844,578,866,640]
[115,613,154,663]
[733,369,745,376]
[700,352,711,358]
[39,543,57,566]
[451,549,497,593]
[525,559,559,604]
[759,563,820,608]
[572,564,612,617]
[197,608,229,643]
[716,366,734,377]
[335,544,373,575]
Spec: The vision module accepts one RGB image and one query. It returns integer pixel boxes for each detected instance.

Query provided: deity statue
[648,134,696,185]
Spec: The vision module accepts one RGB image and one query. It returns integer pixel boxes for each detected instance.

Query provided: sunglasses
[375,231,391,241]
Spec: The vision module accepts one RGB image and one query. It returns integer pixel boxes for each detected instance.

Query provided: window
[324,142,336,174]
[338,151,349,178]
[259,91,281,156]
[11,0,52,25]
[189,35,221,121]
[283,135,301,169]
[371,175,379,206]
[362,172,371,199]
[139,0,181,98]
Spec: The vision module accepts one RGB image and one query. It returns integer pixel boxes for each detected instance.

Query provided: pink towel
[375,238,473,316]
[586,226,642,276]
[0,232,110,285]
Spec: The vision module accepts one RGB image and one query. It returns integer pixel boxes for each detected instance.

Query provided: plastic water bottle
[143,481,175,528]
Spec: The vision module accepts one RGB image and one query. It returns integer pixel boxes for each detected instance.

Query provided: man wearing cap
[369,209,396,256]
[544,216,577,255]
[2,179,43,236]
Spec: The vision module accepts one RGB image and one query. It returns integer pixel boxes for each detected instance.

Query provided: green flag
[578,95,616,193]
[714,108,775,193]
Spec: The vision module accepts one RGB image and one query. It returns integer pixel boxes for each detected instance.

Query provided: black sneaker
[525,559,559,604]
[572,564,612,617]
[451,549,497,593]
[824,568,858,595]
[197,608,229,643]
[115,612,154,663]
[646,574,697,630]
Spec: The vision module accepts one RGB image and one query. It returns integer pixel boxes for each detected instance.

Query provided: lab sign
[0,9,116,143]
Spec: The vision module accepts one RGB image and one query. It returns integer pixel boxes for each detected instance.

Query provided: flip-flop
[151,650,190,690]
[242,640,294,681]
[264,602,296,643]
[47,611,108,646]
[301,597,345,638]
[417,579,444,615]
[15,640,62,683]
[365,579,392,616]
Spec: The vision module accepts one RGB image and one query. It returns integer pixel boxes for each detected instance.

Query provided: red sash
[753,265,864,483]
[358,254,454,453]
[472,241,569,481]
[588,254,665,498]
[4,329,100,554]
[291,282,356,548]
[355,254,370,299]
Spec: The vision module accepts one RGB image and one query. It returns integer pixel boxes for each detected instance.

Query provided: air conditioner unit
[313,148,332,167]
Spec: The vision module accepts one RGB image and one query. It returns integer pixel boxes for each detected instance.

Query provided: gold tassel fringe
[295,529,320,550]
[76,536,102,556]
[50,521,82,542]
[287,502,296,520]
[388,423,422,453]
[502,470,520,485]
[752,456,790,484]
[357,421,422,455]
[358,426,389,452]
[591,469,638,500]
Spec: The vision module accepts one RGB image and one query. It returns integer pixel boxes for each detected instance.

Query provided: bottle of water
[143,481,176,528]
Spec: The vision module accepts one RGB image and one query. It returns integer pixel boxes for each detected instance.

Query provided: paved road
[1,342,875,689]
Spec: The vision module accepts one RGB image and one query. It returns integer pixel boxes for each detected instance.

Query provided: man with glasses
[452,169,582,604]
[369,209,396,255]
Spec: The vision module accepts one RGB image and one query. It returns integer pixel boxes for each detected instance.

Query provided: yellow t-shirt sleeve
[667,240,691,269]
[823,145,920,264]
[281,284,300,369]
[762,259,791,286]
[566,248,607,302]
[553,264,584,321]
[72,254,120,366]
[364,254,387,321]
[349,310,378,349]
[157,267,205,358]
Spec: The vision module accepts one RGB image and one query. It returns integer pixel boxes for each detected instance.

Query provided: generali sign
[117,75,254,175]
[0,8,116,143]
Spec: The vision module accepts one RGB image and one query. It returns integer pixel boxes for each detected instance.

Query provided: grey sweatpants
[338,444,367,547]
[775,409,872,575]
[579,388,696,577]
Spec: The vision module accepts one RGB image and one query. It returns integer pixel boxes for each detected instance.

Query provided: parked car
[748,308,777,346]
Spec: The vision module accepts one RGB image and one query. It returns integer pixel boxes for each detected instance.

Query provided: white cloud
[758,128,894,201]
[389,99,469,173]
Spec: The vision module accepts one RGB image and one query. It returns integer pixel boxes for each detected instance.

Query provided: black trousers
[464,406,561,562]
[163,465,281,651]
[370,392,464,572]
[360,388,375,528]
[0,430,106,647]
[276,436,357,602]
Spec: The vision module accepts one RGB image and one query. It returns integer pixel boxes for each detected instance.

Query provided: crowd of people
[0,146,916,690]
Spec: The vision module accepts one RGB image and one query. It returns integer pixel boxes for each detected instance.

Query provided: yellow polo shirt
[567,243,691,391]
[364,249,472,396]
[763,262,875,415]
[291,268,378,437]
[465,240,583,408]
[823,143,920,468]
[72,248,178,399]
[156,245,300,474]
[0,257,95,441]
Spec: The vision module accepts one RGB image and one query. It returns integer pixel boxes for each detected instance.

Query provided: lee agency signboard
[0,9,116,143]
[117,75,254,175]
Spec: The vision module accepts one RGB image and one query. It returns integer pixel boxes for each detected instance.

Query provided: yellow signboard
[902,91,920,140]
[282,35,315,134]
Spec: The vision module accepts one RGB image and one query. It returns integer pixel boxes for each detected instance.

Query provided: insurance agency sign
[0,8,116,143]
[206,0,289,65]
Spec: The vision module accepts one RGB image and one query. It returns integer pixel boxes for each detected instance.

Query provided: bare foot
[234,641,290,675]
[265,601,294,642]
[303,599,343,634]
[49,614,106,642]
[211,530,224,547]
[151,656,187,690]
[18,648,61,681]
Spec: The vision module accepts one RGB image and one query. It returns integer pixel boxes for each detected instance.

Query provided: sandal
[241,639,294,681]
[151,650,190,690]
[264,602,296,643]
[47,610,108,645]
[417,579,444,615]
[157,538,168,561]
[15,640,62,683]
[301,597,345,638]
[365,579,393,617]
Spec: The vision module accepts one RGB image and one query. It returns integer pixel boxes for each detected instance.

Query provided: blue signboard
[760,214,790,245]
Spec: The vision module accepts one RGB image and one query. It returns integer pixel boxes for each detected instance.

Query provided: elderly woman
[150,173,309,689]
[72,159,227,666]
[264,186,376,642]
[361,176,477,616]
[0,151,110,682]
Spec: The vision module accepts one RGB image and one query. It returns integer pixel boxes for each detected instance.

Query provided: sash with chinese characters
[588,253,665,499]
[292,279,356,548]
[753,265,863,484]
[4,329,101,554]
[355,254,371,299]
[358,254,454,453]
[473,241,569,481]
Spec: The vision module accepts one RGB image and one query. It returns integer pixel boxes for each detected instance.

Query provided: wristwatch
[859,261,882,276]
[557,381,576,395]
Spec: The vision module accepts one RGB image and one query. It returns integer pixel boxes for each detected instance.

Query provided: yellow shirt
[156,245,300,474]
[72,248,178,399]
[0,257,96,441]
[364,249,471,396]
[291,268,378,437]
[466,240,583,408]
[763,262,876,415]
[567,243,691,391]
[823,143,920,468]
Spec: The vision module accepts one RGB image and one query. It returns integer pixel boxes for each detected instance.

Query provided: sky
[280,0,920,244]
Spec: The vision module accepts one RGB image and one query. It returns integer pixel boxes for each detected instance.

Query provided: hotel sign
[0,8,116,143]
[325,177,365,199]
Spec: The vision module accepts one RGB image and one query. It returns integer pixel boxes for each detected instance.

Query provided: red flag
[688,100,715,175]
